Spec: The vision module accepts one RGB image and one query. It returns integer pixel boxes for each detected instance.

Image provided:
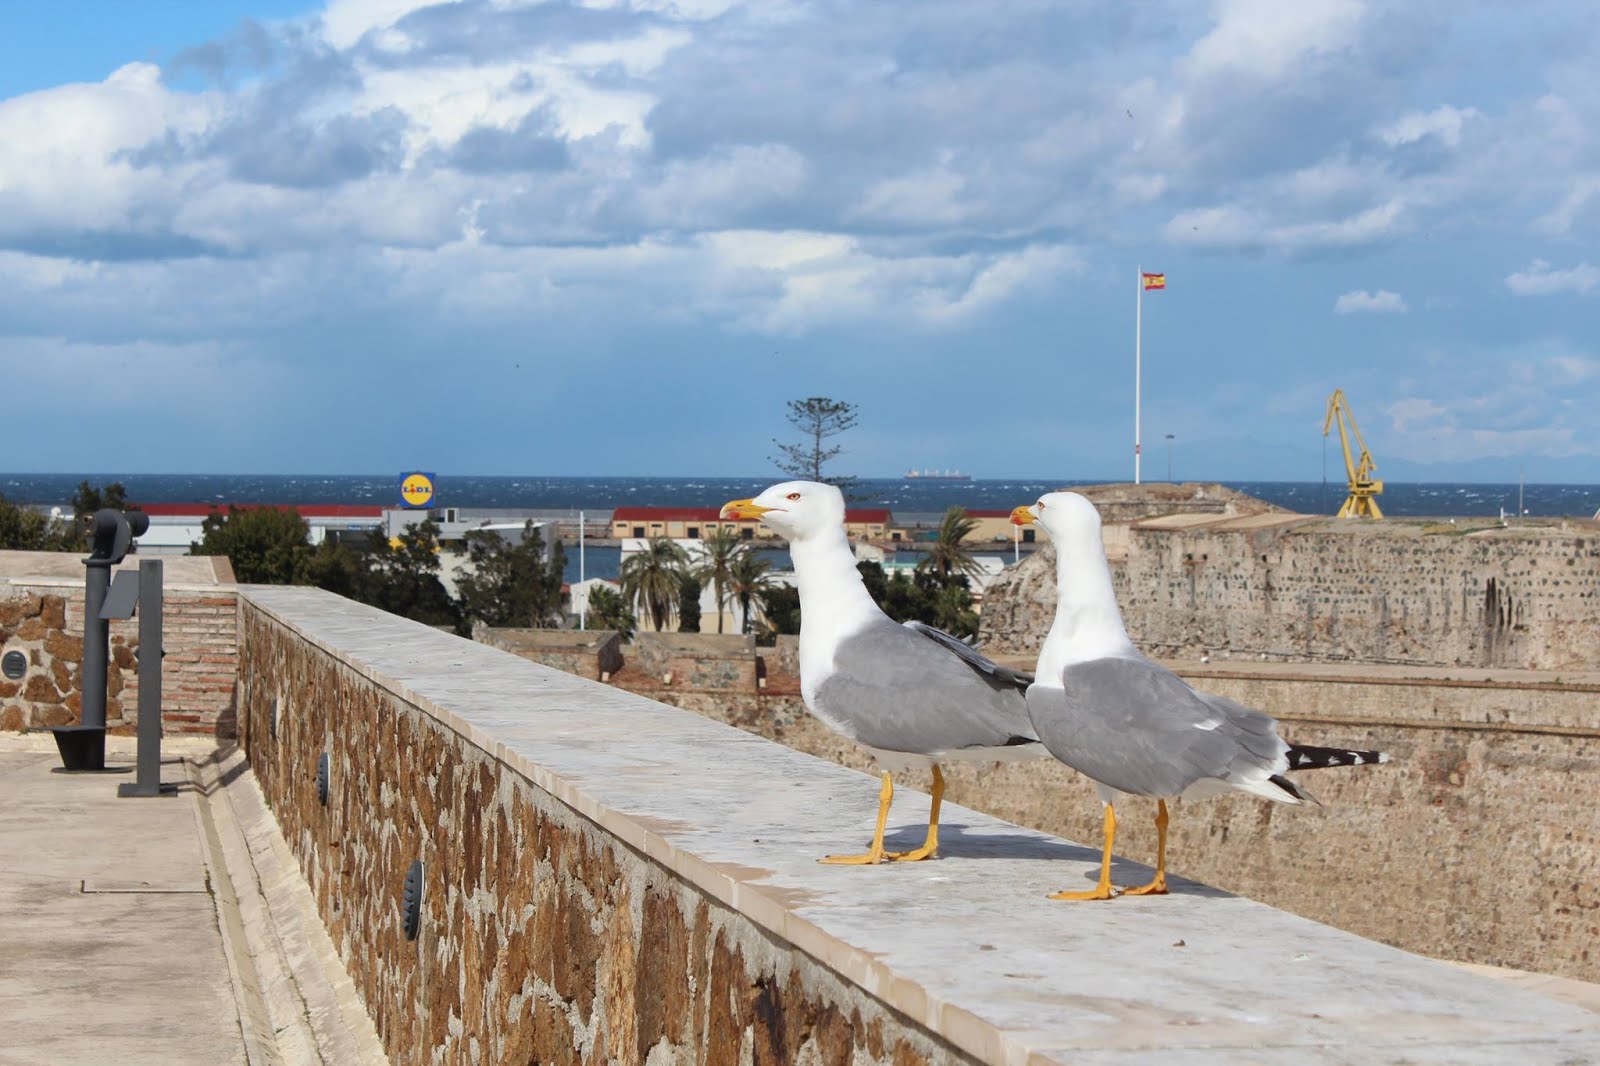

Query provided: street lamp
[1165,434,1176,482]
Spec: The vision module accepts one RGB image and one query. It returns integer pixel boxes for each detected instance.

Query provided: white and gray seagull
[721,481,1045,864]
[1011,491,1389,900]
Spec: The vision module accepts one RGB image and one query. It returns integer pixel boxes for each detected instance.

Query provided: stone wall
[1,553,239,736]
[981,519,1600,670]
[630,632,758,690]
[238,596,969,1066]
[0,590,135,731]
[232,585,1600,1061]
[473,625,624,680]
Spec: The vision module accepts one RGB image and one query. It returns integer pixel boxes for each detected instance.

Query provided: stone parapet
[235,585,1600,1063]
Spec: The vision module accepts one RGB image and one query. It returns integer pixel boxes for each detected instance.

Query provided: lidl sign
[398,472,436,509]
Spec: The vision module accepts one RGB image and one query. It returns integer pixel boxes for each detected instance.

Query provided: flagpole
[1134,265,1143,485]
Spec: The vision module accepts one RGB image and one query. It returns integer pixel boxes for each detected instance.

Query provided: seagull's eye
[1037,500,1046,510]
[786,492,801,501]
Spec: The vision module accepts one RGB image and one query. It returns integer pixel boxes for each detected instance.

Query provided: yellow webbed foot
[1048,884,1117,901]
[818,847,886,865]
[1118,874,1168,896]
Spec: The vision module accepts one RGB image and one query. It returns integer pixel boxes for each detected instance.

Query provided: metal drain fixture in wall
[402,860,424,941]
[316,753,330,806]
[1,650,25,680]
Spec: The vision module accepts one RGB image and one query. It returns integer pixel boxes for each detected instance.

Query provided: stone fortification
[982,515,1600,670]
[235,586,1600,1062]
[1063,480,1283,523]
[472,624,624,680]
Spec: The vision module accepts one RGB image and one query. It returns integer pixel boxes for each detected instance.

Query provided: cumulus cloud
[1335,289,1406,313]
[1375,105,1477,149]
[1505,259,1599,296]
[1185,0,1364,82]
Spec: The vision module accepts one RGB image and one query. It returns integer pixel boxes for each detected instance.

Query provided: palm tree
[726,550,774,635]
[916,506,983,583]
[584,584,636,640]
[620,537,690,632]
[694,526,747,633]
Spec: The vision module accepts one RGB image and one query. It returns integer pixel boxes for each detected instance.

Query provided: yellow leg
[1120,799,1170,896]
[820,772,893,865]
[1050,803,1117,900]
[886,766,943,861]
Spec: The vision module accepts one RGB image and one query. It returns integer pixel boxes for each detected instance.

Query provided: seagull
[1010,491,1389,900]
[721,481,1046,864]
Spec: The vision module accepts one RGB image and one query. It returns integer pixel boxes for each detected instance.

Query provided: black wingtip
[1285,744,1391,771]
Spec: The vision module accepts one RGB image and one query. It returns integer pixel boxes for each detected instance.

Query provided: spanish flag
[1141,272,1166,290]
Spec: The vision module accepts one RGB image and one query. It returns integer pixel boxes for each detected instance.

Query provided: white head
[720,480,846,542]
[1009,491,1103,548]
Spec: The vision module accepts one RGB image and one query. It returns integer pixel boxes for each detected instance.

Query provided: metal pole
[80,562,111,730]
[123,559,164,798]
[1134,266,1143,485]
[578,509,586,630]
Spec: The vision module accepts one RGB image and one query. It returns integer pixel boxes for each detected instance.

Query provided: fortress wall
[238,590,976,1066]
[982,522,1600,670]
[235,585,1600,1061]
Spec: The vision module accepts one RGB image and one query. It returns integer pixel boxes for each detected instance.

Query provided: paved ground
[0,735,245,1066]
[0,733,385,1066]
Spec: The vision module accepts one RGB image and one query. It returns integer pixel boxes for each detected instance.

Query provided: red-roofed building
[138,503,385,521]
[611,506,897,542]
[133,503,386,554]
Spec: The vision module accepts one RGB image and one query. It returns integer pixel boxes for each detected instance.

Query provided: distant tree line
[190,507,565,635]
[4,399,988,641]
[0,481,138,553]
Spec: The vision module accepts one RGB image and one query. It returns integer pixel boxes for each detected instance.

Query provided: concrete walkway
[0,735,244,1066]
[0,734,384,1066]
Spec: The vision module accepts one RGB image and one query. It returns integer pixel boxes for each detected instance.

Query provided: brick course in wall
[240,601,971,1066]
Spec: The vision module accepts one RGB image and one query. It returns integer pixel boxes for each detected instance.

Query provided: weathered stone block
[43,631,80,663]
[0,595,41,627]
[23,674,60,701]
[40,596,66,629]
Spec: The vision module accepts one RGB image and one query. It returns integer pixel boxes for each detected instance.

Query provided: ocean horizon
[3,472,1598,520]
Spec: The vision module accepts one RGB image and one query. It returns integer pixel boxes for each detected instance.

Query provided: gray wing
[900,620,1034,689]
[815,616,1038,755]
[1026,656,1286,797]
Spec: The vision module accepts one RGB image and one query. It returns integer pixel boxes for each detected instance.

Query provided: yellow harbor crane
[1322,389,1384,519]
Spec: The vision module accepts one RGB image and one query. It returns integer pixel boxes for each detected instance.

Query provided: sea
[2,472,1596,520]
[5,473,1597,583]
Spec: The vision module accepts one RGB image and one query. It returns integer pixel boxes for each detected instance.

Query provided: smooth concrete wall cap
[2,550,234,587]
[240,585,1600,1065]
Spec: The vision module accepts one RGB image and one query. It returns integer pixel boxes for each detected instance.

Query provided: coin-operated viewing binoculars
[49,509,170,793]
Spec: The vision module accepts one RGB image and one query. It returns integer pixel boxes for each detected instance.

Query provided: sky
[1,0,1597,483]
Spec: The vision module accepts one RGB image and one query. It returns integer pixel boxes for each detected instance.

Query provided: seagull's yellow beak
[720,498,773,520]
[1009,505,1036,526]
